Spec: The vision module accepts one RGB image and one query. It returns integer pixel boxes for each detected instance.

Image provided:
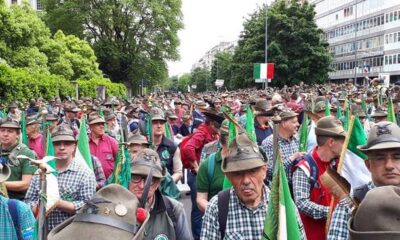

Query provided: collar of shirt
[231,185,269,213]
[278,134,297,144]
[59,159,81,173]
[89,133,106,142]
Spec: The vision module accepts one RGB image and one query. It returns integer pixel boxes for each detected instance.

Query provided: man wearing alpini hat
[201,132,305,239]
[129,148,192,240]
[0,118,37,200]
[292,116,346,240]
[25,125,96,232]
[328,121,400,240]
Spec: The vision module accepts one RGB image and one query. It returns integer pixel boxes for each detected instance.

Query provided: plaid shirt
[0,196,35,240]
[25,158,96,231]
[200,186,306,240]
[261,134,299,183]
[327,181,375,240]
[292,166,329,219]
[91,155,106,188]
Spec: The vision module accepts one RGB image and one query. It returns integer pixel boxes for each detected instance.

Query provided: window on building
[386,13,389,23]
[373,17,377,27]
[381,15,385,25]
[389,55,393,65]
[336,14,339,21]
[385,56,388,65]
[394,55,397,64]
[11,0,17,4]
[395,32,398,43]
[369,19,373,28]
[395,11,398,21]
[398,54,400,64]
[390,12,394,22]
[389,33,393,43]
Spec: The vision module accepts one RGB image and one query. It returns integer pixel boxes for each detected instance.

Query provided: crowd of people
[0,77,400,239]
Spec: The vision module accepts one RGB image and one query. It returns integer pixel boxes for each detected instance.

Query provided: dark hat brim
[89,118,106,125]
[358,142,400,152]
[201,110,224,124]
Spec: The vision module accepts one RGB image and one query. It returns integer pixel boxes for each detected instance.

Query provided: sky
[167,0,268,77]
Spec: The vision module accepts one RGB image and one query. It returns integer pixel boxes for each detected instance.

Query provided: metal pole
[265,2,269,89]
[271,113,281,177]
[38,166,48,240]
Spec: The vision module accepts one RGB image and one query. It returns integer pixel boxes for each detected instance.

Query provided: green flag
[298,114,309,152]
[74,116,94,171]
[245,104,257,143]
[343,99,350,131]
[325,100,331,116]
[109,145,131,188]
[387,97,397,124]
[263,151,302,240]
[20,112,28,145]
[336,103,343,120]
[165,123,172,139]
[145,112,154,148]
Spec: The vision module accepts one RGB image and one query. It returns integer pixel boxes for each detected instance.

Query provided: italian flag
[339,116,371,189]
[74,116,94,171]
[263,152,302,240]
[254,63,268,79]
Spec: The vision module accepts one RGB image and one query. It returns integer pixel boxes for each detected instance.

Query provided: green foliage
[190,67,212,92]
[230,0,332,88]
[77,79,127,98]
[177,73,191,92]
[0,64,74,103]
[42,0,183,93]
[0,2,103,80]
[210,52,233,89]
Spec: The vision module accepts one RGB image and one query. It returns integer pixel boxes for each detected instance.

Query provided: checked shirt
[327,181,375,240]
[25,158,96,231]
[200,186,306,240]
[261,134,299,183]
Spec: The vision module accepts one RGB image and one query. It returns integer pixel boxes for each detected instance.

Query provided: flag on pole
[387,97,397,124]
[20,112,28,145]
[74,116,94,171]
[298,114,309,152]
[109,144,131,188]
[336,103,343,120]
[164,123,172,140]
[254,63,267,79]
[245,104,256,143]
[325,100,331,116]
[338,116,371,189]
[263,151,302,240]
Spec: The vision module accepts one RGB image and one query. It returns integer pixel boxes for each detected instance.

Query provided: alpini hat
[131,148,166,179]
[48,184,149,240]
[127,130,149,146]
[358,121,400,152]
[52,124,76,142]
[0,118,21,129]
[348,186,400,240]
[222,131,266,173]
[315,116,346,138]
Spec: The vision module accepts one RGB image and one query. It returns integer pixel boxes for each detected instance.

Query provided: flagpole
[38,164,48,240]
[271,113,281,175]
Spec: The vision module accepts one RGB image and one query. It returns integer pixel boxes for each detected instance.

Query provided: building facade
[4,0,42,11]
[310,0,400,83]
[191,41,236,71]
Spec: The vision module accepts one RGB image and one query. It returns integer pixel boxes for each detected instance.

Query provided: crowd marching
[0,77,400,239]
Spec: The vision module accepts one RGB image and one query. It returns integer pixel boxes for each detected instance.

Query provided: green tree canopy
[210,51,233,89]
[42,0,183,93]
[231,0,332,88]
[190,67,212,92]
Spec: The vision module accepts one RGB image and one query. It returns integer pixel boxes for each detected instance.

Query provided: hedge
[0,64,127,104]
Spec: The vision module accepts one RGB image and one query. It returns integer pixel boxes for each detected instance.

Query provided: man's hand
[290,152,306,161]
[189,161,199,173]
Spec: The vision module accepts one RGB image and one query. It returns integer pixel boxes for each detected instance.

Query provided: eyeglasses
[130,174,158,185]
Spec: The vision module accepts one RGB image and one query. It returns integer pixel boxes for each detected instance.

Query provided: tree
[210,52,233,89]
[178,73,191,92]
[190,67,211,92]
[231,0,332,88]
[42,0,183,93]
[0,2,103,80]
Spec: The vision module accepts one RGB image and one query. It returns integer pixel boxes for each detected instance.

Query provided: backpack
[217,189,230,239]
[8,199,23,240]
[162,195,177,229]
[179,134,194,169]
[289,154,319,197]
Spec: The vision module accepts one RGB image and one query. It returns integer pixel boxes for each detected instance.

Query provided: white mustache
[240,185,255,191]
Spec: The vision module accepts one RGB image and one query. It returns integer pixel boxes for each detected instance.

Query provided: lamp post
[265,2,269,89]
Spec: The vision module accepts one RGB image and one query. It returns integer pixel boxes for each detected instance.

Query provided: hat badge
[376,124,391,137]
[115,204,128,217]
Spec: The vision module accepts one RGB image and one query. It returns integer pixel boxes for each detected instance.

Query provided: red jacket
[181,123,218,166]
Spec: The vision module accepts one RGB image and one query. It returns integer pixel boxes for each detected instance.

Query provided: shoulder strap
[8,199,22,240]
[353,184,370,203]
[217,189,230,239]
[303,154,319,188]
[162,195,177,229]
[207,153,216,183]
